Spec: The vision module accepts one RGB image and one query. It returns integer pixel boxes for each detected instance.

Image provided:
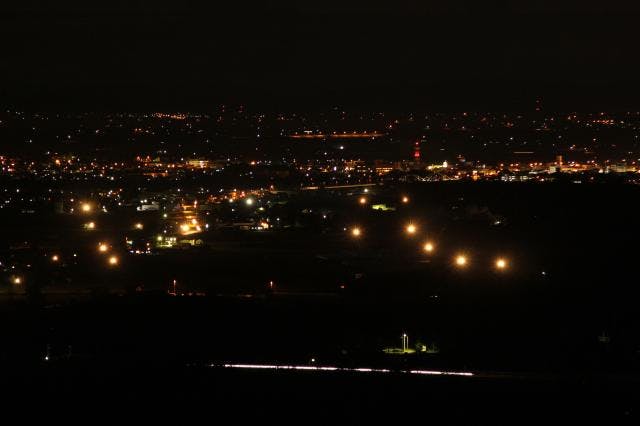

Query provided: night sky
[3,1,640,110]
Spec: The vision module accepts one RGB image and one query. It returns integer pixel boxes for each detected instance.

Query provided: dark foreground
[1,295,639,424]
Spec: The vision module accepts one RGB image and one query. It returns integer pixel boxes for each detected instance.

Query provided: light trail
[213,363,473,377]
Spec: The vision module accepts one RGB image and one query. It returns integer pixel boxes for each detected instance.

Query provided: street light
[423,242,434,253]
[81,203,92,213]
[86,221,96,230]
[51,254,60,262]
[351,227,362,237]
[108,255,118,266]
[455,254,468,267]
[495,258,508,270]
[13,276,22,285]
[134,223,144,230]
[405,223,417,235]
[98,243,109,253]
[245,198,254,206]
[402,196,409,204]
[359,197,367,205]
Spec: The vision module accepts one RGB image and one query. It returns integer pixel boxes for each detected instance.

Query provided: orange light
[351,227,361,237]
[495,258,508,270]
[98,243,109,253]
[406,224,417,235]
[359,197,367,205]
[455,255,467,267]
[108,256,118,265]
[402,196,409,203]
[51,254,60,262]
[423,242,434,253]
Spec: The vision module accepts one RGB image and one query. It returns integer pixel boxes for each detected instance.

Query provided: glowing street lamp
[13,276,22,285]
[423,242,434,253]
[495,258,508,270]
[351,227,362,237]
[359,197,367,205]
[98,243,109,253]
[180,224,190,233]
[81,203,92,213]
[134,223,144,230]
[402,196,409,204]
[405,224,417,235]
[86,221,96,230]
[108,255,119,266]
[245,198,254,206]
[455,254,468,267]
[51,254,60,262]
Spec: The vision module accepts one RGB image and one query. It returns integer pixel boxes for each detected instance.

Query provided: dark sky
[3,1,640,110]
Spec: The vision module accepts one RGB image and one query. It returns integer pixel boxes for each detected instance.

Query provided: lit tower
[413,140,421,161]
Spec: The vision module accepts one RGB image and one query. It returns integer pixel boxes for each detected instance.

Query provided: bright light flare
[423,242,434,253]
[13,276,22,285]
[351,227,362,237]
[86,222,95,230]
[51,254,60,262]
[455,254,468,267]
[245,198,254,206]
[359,197,367,205]
[134,223,144,230]
[180,224,190,232]
[108,256,118,266]
[405,224,417,235]
[98,243,109,253]
[81,203,92,213]
[402,196,409,203]
[495,258,508,270]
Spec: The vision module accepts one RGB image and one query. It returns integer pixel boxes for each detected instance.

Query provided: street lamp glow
[98,243,109,253]
[402,196,409,203]
[86,221,95,230]
[108,255,118,266]
[134,223,144,230]
[81,203,92,213]
[180,224,190,232]
[351,227,362,237]
[423,242,434,253]
[495,258,508,270]
[13,276,22,285]
[359,197,367,205]
[51,254,60,262]
[405,224,417,235]
[455,255,467,267]
[191,218,198,225]
[245,198,254,206]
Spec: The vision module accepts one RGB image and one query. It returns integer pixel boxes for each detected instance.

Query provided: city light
[81,202,92,213]
[51,254,59,262]
[495,258,508,270]
[180,224,190,232]
[13,276,22,285]
[134,223,144,230]
[455,254,468,267]
[351,227,362,237]
[405,224,417,235]
[108,255,118,265]
[98,243,109,253]
[359,197,367,205]
[423,242,434,253]
[402,196,409,203]
[85,221,95,230]
[245,198,254,206]
[191,218,198,225]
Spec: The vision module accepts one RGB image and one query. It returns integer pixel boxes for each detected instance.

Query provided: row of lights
[351,226,508,271]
